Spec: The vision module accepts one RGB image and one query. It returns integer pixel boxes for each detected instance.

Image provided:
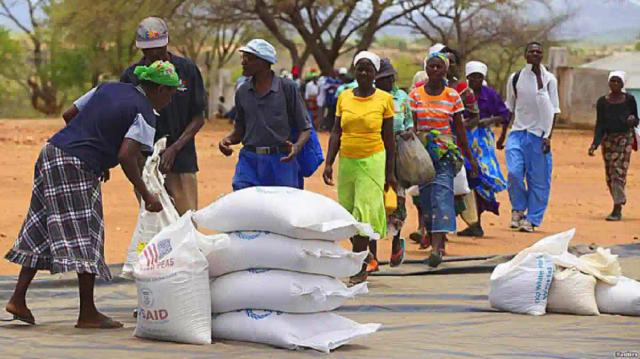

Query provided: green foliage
[392,54,422,90]
[0,28,25,91]
[375,36,408,51]
[635,42,640,51]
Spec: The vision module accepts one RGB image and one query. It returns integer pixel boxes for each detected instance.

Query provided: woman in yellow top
[323,51,396,284]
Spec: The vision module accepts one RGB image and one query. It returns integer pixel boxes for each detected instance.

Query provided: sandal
[366,258,379,273]
[3,306,35,325]
[409,231,423,244]
[1,313,36,325]
[390,238,406,267]
[349,268,369,286]
[419,233,432,250]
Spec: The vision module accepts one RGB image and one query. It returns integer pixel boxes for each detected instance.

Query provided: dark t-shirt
[593,93,638,146]
[121,53,206,173]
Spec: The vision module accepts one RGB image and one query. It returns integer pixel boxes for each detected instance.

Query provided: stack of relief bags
[489,228,640,317]
[193,186,381,353]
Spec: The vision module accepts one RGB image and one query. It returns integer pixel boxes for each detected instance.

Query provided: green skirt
[338,150,386,238]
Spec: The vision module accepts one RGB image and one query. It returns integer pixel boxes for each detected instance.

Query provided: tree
[0,0,70,115]
[50,0,186,86]
[223,0,434,74]
[399,0,571,94]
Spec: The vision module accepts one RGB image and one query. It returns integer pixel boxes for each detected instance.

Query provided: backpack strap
[512,70,521,99]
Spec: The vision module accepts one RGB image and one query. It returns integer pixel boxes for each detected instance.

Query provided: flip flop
[75,317,124,329]
[1,313,36,325]
[390,238,406,267]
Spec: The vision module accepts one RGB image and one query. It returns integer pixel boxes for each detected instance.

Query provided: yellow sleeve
[383,93,395,118]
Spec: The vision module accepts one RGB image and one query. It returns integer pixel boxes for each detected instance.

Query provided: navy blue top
[49,82,157,174]
[121,54,206,173]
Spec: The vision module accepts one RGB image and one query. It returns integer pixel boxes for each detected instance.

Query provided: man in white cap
[498,41,560,233]
[218,39,314,190]
[121,17,206,215]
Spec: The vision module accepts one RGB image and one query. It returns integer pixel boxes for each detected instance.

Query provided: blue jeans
[232,148,301,191]
[506,130,553,226]
[419,158,456,233]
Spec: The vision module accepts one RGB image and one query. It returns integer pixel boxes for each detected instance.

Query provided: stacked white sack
[194,187,381,352]
[490,228,638,317]
[122,138,180,279]
[133,213,230,344]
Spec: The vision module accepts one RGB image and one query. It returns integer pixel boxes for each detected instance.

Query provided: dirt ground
[0,119,638,276]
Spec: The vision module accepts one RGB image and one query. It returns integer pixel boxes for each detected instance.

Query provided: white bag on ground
[595,276,640,316]
[507,228,621,284]
[454,166,471,195]
[395,132,435,187]
[193,186,378,240]
[134,213,226,344]
[211,310,381,353]
[206,231,367,278]
[210,269,368,313]
[122,138,180,279]
[547,268,599,316]
[489,253,555,315]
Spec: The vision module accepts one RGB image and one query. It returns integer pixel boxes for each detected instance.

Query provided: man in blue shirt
[219,39,311,190]
[4,61,180,329]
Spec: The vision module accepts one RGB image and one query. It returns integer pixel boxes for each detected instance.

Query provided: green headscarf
[134,60,181,87]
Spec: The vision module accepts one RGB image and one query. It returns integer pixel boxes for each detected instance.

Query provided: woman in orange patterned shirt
[409,53,478,267]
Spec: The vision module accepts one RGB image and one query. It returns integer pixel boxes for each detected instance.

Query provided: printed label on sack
[140,238,174,270]
[244,309,282,320]
[247,268,271,274]
[534,255,553,304]
[138,287,169,322]
[235,231,267,240]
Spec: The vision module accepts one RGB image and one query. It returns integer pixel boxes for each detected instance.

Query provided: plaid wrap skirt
[5,143,111,280]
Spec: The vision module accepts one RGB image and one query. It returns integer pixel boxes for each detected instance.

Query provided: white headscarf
[428,43,446,56]
[465,61,488,78]
[608,70,626,87]
[353,51,381,72]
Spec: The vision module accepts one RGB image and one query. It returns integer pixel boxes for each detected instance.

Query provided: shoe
[409,231,423,244]
[390,238,406,267]
[519,219,535,233]
[457,223,484,237]
[425,251,443,268]
[366,259,379,273]
[511,211,524,228]
[605,212,622,221]
[349,268,369,286]
[419,233,432,250]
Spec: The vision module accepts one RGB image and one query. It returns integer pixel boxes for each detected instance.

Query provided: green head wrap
[134,60,181,87]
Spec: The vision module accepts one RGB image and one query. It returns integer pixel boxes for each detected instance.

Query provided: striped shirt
[408,86,464,134]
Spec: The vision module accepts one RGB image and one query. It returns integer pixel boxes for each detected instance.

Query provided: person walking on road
[498,41,560,233]
[218,39,311,190]
[588,71,639,221]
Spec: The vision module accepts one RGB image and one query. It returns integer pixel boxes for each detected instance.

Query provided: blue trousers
[232,148,301,191]
[419,158,456,233]
[505,130,552,226]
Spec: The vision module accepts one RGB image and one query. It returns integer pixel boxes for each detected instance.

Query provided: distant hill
[555,0,640,43]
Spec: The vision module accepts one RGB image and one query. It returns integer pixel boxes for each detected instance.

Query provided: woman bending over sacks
[4,61,181,328]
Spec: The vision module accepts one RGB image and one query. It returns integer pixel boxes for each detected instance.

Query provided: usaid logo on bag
[246,268,270,274]
[140,287,154,307]
[244,309,282,320]
[236,231,267,240]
